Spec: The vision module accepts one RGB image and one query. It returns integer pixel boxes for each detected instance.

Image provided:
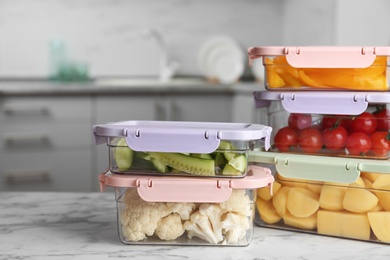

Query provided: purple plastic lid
[93,120,272,153]
[253,91,390,115]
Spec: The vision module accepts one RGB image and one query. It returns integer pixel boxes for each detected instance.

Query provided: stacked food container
[248,46,390,243]
[93,120,274,246]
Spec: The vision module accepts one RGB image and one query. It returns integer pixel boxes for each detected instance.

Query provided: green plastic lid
[250,151,390,184]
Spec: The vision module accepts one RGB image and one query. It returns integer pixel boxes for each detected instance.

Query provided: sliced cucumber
[222,163,242,176]
[217,140,237,161]
[191,153,213,159]
[228,154,247,172]
[151,158,169,173]
[114,138,134,171]
[214,152,227,167]
[148,152,215,176]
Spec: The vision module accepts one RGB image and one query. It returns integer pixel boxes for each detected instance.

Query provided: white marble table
[1,192,389,260]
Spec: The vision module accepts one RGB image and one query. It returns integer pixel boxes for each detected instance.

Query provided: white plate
[251,57,265,83]
[198,35,244,82]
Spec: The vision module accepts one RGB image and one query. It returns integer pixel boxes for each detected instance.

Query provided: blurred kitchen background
[0,0,389,192]
[1,0,389,78]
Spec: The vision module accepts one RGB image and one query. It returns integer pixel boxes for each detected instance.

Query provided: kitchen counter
[1,192,389,260]
[0,79,258,96]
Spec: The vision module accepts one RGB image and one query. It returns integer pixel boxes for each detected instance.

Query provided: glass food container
[254,91,390,159]
[250,150,390,244]
[93,120,272,177]
[99,165,274,246]
[248,46,390,91]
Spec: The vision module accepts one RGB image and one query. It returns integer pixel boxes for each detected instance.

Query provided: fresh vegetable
[297,127,323,153]
[368,212,390,243]
[286,187,319,218]
[120,189,195,242]
[120,188,253,244]
[288,113,312,130]
[321,115,351,132]
[148,152,215,176]
[184,189,252,244]
[342,188,378,213]
[114,138,134,171]
[155,213,185,241]
[350,112,377,135]
[370,131,390,157]
[274,126,298,152]
[373,107,390,131]
[346,132,372,156]
[322,125,348,151]
[112,140,248,176]
[317,210,371,240]
[256,172,390,243]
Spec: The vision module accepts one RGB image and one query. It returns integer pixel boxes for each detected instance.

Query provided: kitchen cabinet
[0,96,93,191]
[0,82,255,192]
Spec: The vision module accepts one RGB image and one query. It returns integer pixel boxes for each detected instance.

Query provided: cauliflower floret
[183,203,226,244]
[184,211,222,244]
[155,213,185,241]
[166,202,196,220]
[221,212,250,244]
[220,189,252,217]
[120,189,172,241]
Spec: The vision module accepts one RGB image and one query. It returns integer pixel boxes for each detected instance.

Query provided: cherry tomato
[346,132,372,156]
[322,125,348,151]
[373,108,390,131]
[274,126,298,152]
[298,127,323,153]
[321,115,351,132]
[370,131,390,157]
[350,112,377,135]
[288,113,312,130]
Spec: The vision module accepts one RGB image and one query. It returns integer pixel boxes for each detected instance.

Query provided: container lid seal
[93,120,272,153]
[99,165,274,203]
[248,46,390,68]
[250,150,390,184]
[253,91,390,115]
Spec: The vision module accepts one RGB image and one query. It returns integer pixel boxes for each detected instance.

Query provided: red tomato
[346,132,372,156]
[322,125,348,151]
[370,131,390,157]
[350,112,377,135]
[288,113,312,130]
[321,115,352,133]
[298,127,323,153]
[373,108,390,131]
[274,126,298,152]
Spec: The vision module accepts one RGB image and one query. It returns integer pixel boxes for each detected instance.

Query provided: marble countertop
[1,192,389,260]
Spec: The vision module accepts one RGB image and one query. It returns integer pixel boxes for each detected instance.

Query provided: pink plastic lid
[93,120,272,153]
[99,165,274,203]
[248,46,390,68]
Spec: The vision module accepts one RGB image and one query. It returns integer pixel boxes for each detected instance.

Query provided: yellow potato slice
[319,185,347,211]
[286,187,319,218]
[343,188,378,213]
[256,198,282,224]
[317,210,370,240]
[272,186,290,217]
[283,212,317,230]
[257,181,282,201]
[368,211,390,243]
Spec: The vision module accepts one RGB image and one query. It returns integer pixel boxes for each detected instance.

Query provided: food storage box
[99,165,274,246]
[93,120,272,177]
[250,151,390,244]
[254,91,390,159]
[248,46,390,91]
